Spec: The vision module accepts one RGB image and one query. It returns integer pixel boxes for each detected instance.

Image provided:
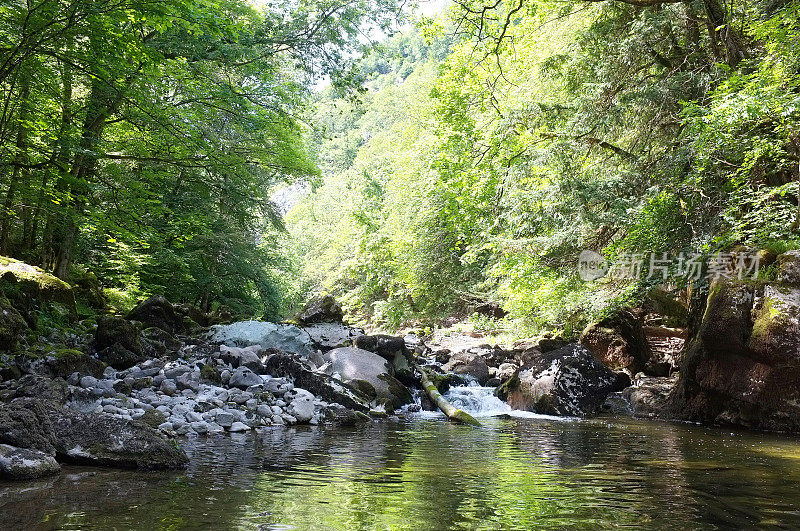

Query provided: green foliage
[288,0,800,333]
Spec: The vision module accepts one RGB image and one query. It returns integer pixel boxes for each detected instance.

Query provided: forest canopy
[288,0,800,333]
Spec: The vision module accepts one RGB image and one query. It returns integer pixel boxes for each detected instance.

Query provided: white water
[435,384,568,421]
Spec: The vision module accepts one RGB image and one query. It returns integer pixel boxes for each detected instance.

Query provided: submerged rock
[0,443,60,480]
[497,344,623,416]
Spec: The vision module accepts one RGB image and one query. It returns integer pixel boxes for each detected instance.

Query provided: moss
[200,364,221,383]
[139,409,167,429]
[54,348,87,361]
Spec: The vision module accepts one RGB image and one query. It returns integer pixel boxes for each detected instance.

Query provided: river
[2,387,800,529]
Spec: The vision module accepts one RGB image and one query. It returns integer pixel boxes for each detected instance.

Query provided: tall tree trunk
[0,78,31,255]
[702,0,749,67]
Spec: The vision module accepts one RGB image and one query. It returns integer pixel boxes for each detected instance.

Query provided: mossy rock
[95,316,142,355]
[0,297,28,351]
[0,256,76,315]
[138,409,167,430]
[200,364,221,384]
[48,348,106,379]
[748,285,800,366]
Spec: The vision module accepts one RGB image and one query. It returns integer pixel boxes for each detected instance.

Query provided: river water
[2,387,800,529]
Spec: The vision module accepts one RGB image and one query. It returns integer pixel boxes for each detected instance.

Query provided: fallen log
[413,363,481,426]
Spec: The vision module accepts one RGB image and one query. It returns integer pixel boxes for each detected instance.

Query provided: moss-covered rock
[748,285,800,366]
[0,256,76,314]
[48,348,106,379]
[200,363,221,383]
[0,297,28,351]
[95,316,142,355]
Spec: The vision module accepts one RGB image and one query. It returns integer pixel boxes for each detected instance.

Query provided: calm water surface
[2,413,800,529]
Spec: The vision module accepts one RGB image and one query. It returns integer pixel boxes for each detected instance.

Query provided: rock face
[442,351,490,385]
[669,261,800,432]
[324,347,413,409]
[497,344,623,416]
[0,444,60,480]
[210,321,314,358]
[580,310,651,375]
[294,295,344,324]
[0,398,57,454]
[126,295,187,334]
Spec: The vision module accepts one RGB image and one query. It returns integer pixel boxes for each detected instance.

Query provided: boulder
[10,374,71,403]
[474,302,508,319]
[228,367,262,389]
[48,349,106,379]
[209,321,314,358]
[263,353,370,412]
[218,344,263,371]
[294,294,343,324]
[0,443,60,480]
[98,342,143,370]
[304,322,364,351]
[0,257,76,314]
[580,310,651,374]
[622,374,678,418]
[777,250,800,284]
[95,316,142,358]
[0,398,57,454]
[442,351,490,385]
[669,271,800,433]
[49,407,188,469]
[126,295,185,334]
[288,388,316,423]
[324,347,413,408]
[497,344,624,416]
[0,297,28,351]
[353,334,406,360]
[141,327,182,358]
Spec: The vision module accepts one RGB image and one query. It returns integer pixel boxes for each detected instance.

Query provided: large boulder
[210,321,314,358]
[126,295,185,334]
[0,257,76,314]
[669,264,800,433]
[0,443,60,480]
[50,408,188,469]
[324,347,413,409]
[294,295,343,324]
[580,310,651,375]
[218,344,263,371]
[0,296,28,351]
[48,349,106,379]
[263,353,370,412]
[304,322,364,351]
[0,398,58,454]
[353,334,405,360]
[95,316,142,356]
[442,351,490,385]
[497,344,624,416]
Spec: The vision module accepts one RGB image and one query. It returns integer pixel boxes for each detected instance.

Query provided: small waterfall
[443,384,512,417]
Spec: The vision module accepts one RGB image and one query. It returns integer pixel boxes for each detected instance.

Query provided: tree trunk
[414,363,481,426]
[0,78,31,254]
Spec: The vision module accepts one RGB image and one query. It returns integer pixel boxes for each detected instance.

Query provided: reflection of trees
[4,419,800,528]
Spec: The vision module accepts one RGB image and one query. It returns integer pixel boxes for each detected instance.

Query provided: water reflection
[2,416,800,529]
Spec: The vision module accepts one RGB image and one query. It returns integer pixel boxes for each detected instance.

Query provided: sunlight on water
[3,416,800,529]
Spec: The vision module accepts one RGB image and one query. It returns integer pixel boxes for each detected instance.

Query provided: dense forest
[1,0,799,337]
[290,0,800,335]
